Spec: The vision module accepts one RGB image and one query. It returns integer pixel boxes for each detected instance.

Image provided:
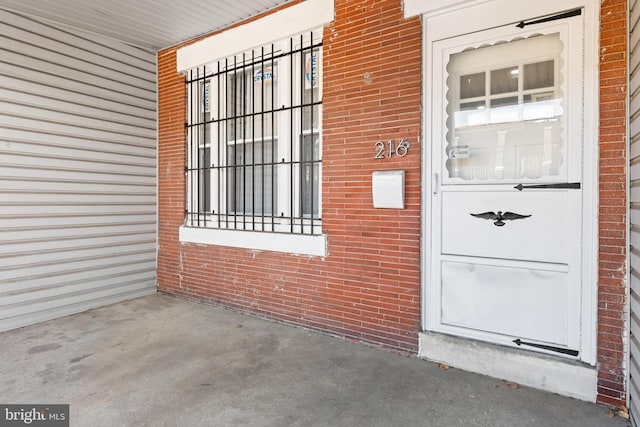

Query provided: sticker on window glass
[305,52,319,89]
[203,81,210,113]
[449,145,470,159]
[254,67,273,84]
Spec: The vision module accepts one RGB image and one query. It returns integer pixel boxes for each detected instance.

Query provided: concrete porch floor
[0,294,630,427]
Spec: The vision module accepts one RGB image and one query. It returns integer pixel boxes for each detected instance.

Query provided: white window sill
[179,226,327,257]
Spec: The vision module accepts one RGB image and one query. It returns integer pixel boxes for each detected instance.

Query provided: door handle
[514,182,580,191]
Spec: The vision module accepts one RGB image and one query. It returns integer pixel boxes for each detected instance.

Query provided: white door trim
[419,0,599,365]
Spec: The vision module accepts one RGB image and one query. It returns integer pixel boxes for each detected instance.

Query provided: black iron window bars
[185,32,322,235]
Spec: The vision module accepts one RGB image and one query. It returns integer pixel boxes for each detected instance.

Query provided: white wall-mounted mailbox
[372,170,405,209]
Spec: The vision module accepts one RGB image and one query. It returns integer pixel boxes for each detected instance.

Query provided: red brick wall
[157,0,423,353]
[157,48,185,296]
[597,0,628,408]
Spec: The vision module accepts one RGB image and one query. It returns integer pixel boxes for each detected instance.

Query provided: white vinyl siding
[0,8,157,332]
[630,0,640,423]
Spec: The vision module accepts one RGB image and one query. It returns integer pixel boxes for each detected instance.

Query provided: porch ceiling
[0,0,292,51]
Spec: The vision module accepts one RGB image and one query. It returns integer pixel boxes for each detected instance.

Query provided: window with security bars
[185,32,322,234]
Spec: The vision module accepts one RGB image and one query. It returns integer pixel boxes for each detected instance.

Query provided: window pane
[197,147,211,213]
[301,134,320,217]
[524,92,555,103]
[226,65,277,141]
[226,72,241,141]
[253,62,277,139]
[460,72,485,99]
[460,101,486,111]
[524,60,554,90]
[227,140,275,215]
[490,96,518,108]
[302,104,320,134]
[490,66,518,95]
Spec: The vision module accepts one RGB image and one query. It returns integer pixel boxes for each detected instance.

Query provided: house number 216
[375,138,410,159]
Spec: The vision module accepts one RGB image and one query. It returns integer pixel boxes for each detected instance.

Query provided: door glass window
[446,34,565,181]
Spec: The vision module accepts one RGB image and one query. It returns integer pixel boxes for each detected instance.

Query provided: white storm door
[430,13,585,359]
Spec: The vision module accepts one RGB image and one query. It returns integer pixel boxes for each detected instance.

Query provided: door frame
[419,0,600,365]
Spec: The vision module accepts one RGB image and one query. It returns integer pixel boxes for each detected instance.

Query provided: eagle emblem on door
[470,211,532,227]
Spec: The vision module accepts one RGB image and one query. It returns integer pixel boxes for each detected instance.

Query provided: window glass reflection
[460,72,485,99]
[490,67,518,95]
[524,60,554,90]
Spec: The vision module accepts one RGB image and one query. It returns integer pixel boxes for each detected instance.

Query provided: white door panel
[441,190,571,264]
[441,261,569,345]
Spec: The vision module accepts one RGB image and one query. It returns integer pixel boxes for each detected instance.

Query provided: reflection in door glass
[524,60,554,90]
[490,67,518,94]
[460,72,486,99]
[446,34,565,182]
